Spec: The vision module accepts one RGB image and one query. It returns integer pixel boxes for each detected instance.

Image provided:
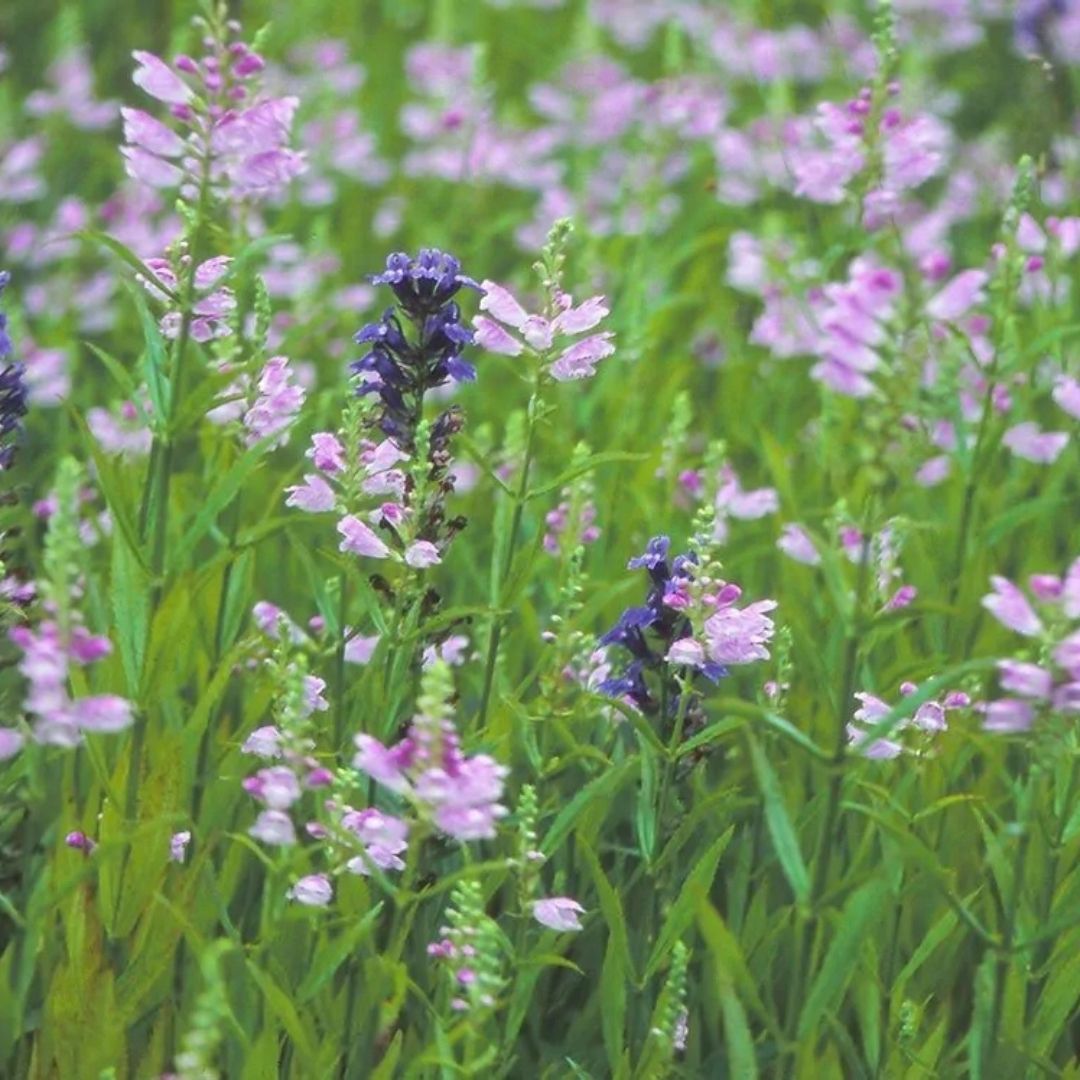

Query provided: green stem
[477,368,544,727]
[785,532,871,1060]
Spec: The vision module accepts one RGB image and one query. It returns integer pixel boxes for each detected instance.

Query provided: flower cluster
[352,249,480,448]
[353,660,508,842]
[122,20,304,202]
[241,644,330,849]
[0,272,29,470]
[141,253,236,343]
[980,560,1080,733]
[598,536,775,729]
[848,683,970,759]
[427,879,507,1014]
[473,279,613,381]
[2,459,133,756]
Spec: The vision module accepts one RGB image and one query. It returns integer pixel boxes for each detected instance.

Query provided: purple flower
[474,279,614,381]
[337,515,391,558]
[242,725,283,758]
[244,357,306,449]
[353,252,479,448]
[249,809,296,846]
[170,831,191,863]
[703,600,776,665]
[131,51,191,106]
[998,660,1053,699]
[288,873,333,906]
[1002,422,1068,465]
[0,728,24,760]
[405,540,442,568]
[777,523,821,566]
[532,897,586,932]
[926,270,987,321]
[982,698,1035,734]
[982,577,1044,637]
[0,272,29,469]
[285,474,337,513]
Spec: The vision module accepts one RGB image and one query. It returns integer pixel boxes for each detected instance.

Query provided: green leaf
[540,758,638,857]
[170,440,271,571]
[797,877,889,1039]
[110,526,150,696]
[245,961,319,1067]
[295,903,384,1004]
[525,451,647,501]
[747,731,809,905]
[968,952,996,1080]
[644,826,733,979]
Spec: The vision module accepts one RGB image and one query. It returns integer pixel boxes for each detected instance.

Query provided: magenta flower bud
[174,54,199,74]
[305,767,334,788]
[65,830,95,853]
[1028,574,1062,602]
[233,52,265,78]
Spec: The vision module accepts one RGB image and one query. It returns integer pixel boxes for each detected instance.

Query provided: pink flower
[405,540,442,568]
[244,357,305,449]
[249,809,296,845]
[532,897,585,932]
[553,296,609,334]
[170,831,191,863]
[286,474,337,513]
[0,728,24,760]
[982,699,1034,734]
[131,51,191,106]
[353,734,411,793]
[70,695,134,733]
[550,333,615,380]
[342,808,409,873]
[337,515,391,559]
[474,316,524,356]
[926,269,987,321]
[1053,376,1080,421]
[288,873,333,906]
[667,638,705,667]
[703,600,776,665]
[479,281,529,326]
[120,107,184,157]
[982,576,1043,637]
[777,523,821,565]
[308,432,346,473]
[241,725,283,758]
[244,766,302,809]
[1002,422,1068,464]
[344,632,380,665]
[997,660,1053,699]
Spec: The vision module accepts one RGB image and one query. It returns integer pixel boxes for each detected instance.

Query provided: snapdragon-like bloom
[7,621,133,749]
[532,897,586,932]
[0,272,29,469]
[352,663,508,842]
[474,280,614,381]
[848,685,969,759]
[703,597,777,665]
[123,29,304,203]
[809,259,903,398]
[243,356,306,448]
[979,558,1080,733]
[352,250,480,449]
[141,254,236,343]
[288,873,333,906]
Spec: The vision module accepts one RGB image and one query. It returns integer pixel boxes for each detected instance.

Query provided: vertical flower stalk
[476,219,614,725]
